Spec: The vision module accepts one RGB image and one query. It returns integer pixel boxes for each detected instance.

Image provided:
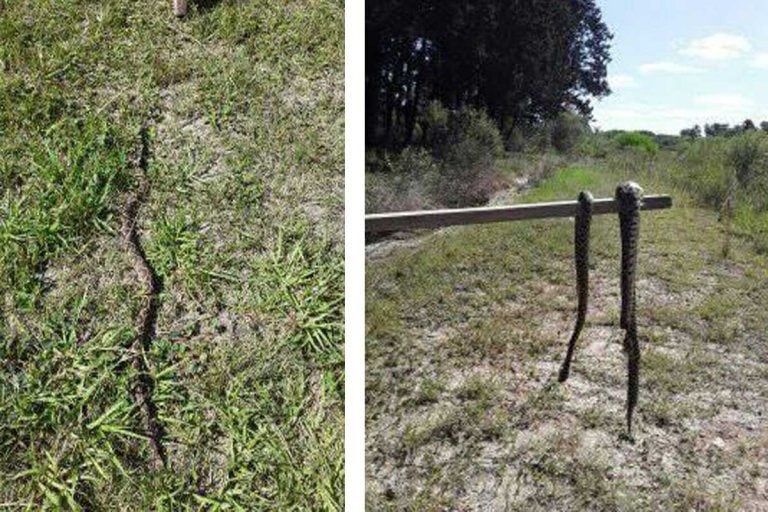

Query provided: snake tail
[559,191,593,383]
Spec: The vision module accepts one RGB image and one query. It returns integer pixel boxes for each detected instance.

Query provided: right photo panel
[365,1,768,509]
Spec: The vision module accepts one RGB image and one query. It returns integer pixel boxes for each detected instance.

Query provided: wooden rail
[365,195,672,232]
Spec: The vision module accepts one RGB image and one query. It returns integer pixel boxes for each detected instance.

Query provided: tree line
[365,0,613,148]
[680,120,768,139]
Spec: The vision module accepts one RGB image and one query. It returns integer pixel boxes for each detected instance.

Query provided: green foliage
[428,106,503,162]
[549,112,589,153]
[433,108,503,203]
[420,100,451,146]
[680,125,702,139]
[368,105,506,211]
[504,125,527,152]
[1,119,128,308]
[614,132,659,154]
[578,132,614,158]
[667,136,730,208]
[727,131,768,195]
[366,0,612,146]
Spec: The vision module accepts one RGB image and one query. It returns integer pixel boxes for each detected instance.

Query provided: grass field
[366,163,768,510]
[1,1,343,509]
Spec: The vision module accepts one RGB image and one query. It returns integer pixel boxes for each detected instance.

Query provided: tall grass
[598,131,768,254]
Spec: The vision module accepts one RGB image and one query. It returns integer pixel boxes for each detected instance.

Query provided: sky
[591,0,768,135]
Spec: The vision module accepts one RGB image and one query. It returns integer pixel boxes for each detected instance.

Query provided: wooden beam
[365,195,672,232]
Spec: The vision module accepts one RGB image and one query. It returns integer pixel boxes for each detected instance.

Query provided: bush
[504,125,526,152]
[368,105,507,211]
[550,112,588,153]
[430,107,502,158]
[615,132,659,154]
[577,133,614,158]
[365,147,441,213]
[431,107,504,206]
[419,100,451,148]
[727,131,768,190]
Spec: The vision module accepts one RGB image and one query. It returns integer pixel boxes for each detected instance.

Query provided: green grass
[1,1,343,509]
[366,162,768,510]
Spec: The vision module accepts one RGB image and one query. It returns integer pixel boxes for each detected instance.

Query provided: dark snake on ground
[120,123,166,470]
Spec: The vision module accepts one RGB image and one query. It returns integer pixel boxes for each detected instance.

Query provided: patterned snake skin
[120,124,166,470]
[558,191,594,382]
[616,182,643,435]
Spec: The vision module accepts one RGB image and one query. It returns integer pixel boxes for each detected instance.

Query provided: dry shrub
[366,105,506,212]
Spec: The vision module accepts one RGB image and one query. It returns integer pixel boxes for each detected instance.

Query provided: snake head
[577,190,594,215]
[615,181,644,209]
[578,190,594,203]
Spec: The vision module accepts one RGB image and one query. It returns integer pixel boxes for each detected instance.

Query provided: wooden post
[173,0,188,17]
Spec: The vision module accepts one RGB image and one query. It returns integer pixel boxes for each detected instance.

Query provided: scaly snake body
[120,124,166,470]
[558,191,593,383]
[558,183,643,436]
[616,182,642,435]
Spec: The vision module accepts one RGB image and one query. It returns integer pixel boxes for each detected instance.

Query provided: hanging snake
[557,184,643,436]
[616,181,643,436]
[120,123,166,470]
[558,191,593,383]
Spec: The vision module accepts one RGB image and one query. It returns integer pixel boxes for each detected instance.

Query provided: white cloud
[695,93,753,109]
[609,74,637,89]
[639,61,704,74]
[592,96,763,135]
[750,52,768,69]
[679,33,751,60]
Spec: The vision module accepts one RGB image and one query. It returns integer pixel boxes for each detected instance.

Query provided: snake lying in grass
[558,191,593,383]
[616,181,643,436]
[120,123,166,470]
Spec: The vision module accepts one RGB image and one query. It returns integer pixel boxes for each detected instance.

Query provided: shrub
[504,125,526,152]
[431,107,502,159]
[578,133,614,158]
[727,131,768,192]
[368,105,507,211]
[419,100,451,148]
[550,112,589,153]
[365,147,441,213]
[615,132,659,154]
[431,107,504,206]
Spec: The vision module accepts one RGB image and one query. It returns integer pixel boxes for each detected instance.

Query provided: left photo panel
[0,0,344,509]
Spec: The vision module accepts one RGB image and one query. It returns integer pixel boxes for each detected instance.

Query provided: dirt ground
[366,173,768,511]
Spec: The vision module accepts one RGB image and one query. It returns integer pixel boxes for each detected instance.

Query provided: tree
[680,125,701,139]
[550,112,589,153]
[365,0,613,147]
[705,123,731,137]
[760,121,768,133]
[743,119,757,131]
